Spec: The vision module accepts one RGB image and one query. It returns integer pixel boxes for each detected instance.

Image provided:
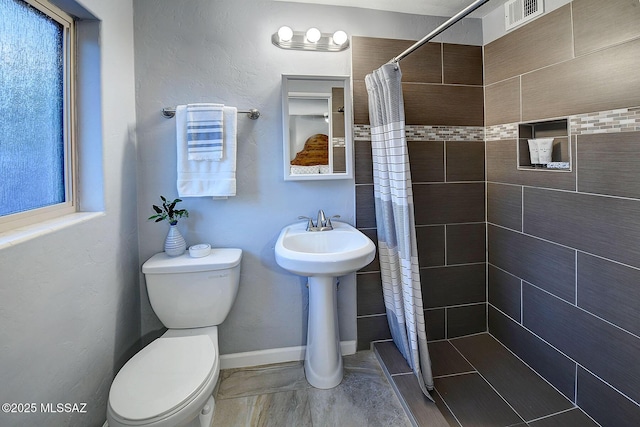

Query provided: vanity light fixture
[277,25,294,42]
[305,27,321,43]
[272,26,349,52]
[332,30,348,46]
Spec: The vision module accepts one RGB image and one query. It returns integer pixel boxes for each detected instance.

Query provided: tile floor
[209,333,601,426]
[374,333,601,427]
[210,350,411,426]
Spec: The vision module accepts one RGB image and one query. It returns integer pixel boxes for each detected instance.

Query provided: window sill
[0,212,105,250]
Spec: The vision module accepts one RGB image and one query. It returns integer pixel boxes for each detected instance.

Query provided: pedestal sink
[275,220,376,388]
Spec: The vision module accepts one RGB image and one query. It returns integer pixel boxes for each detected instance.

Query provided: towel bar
[162,107,260,120]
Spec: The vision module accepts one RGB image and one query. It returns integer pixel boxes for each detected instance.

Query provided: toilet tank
[142,248,242,329]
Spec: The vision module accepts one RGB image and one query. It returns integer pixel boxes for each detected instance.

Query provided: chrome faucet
[298,210,340,231]
[317,210,327,229]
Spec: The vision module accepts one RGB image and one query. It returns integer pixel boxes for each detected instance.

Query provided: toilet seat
[109,335,216,423]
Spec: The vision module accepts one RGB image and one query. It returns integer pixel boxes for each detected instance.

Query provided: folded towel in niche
[186,103,224,161]
[176,105,237,197]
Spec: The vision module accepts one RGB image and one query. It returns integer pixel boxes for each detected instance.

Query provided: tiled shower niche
[517,118,571,171]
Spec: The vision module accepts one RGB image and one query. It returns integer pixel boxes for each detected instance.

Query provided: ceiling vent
[505,0,544,31]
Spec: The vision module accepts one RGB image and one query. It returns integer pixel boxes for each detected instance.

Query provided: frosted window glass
[0,0,66,217]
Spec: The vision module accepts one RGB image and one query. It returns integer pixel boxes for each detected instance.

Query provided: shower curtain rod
[389,0,490,65]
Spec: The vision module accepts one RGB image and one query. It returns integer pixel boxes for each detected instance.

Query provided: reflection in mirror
[282,75,352,180]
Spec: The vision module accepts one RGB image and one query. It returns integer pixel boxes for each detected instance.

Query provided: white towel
[176,105,237,198]
[187,103,224,161]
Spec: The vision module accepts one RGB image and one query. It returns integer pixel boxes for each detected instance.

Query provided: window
[0,0,75,232]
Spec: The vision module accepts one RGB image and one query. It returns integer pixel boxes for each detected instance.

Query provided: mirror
[282,75,353,180]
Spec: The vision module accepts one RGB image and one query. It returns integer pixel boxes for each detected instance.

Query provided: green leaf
[153,205,162,214]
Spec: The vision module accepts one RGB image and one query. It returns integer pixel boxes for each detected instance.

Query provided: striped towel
[186,103,224,161]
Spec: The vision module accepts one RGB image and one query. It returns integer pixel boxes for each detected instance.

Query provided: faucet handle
[326,214,340,229]
[298,216,315,230]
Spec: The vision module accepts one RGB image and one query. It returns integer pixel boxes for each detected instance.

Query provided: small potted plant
[149,196,189,256]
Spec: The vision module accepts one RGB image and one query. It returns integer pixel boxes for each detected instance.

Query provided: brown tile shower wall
[351,36,486,351]
[484,1,640,425]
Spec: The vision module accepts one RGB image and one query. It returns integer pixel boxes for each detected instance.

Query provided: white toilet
[106,248,242,427]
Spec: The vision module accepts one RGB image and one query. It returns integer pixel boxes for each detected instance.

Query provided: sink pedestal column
[305,276,342,389]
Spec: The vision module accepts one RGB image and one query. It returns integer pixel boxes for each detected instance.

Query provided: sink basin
[275,220,376,389]
[275,221,376,277]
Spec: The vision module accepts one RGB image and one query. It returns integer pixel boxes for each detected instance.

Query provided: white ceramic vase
[164,223,186,256]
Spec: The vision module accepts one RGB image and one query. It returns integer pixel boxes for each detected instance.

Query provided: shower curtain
[365,63,434,396]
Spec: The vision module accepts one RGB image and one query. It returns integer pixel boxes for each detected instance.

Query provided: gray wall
[0,2,481,425]
[132,0,482,356]
[0,0,139,426]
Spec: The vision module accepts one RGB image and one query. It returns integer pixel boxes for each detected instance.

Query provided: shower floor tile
[427,340,474,377]
[435,372,524,426]
[451,333,574,422]
[528,408,600,427]
[374,333,599,427]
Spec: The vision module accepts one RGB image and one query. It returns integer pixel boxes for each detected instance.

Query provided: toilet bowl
[106,249,242,427]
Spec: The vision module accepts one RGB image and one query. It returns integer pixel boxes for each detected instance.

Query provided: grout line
[433,386,463,427]
[569,1,576,59]
[575,364,579,405]
[448,331,488,341]
[574,134,579,191]
[357,313,388,319]
[426,301,486,312]
[447,337,527,425]
[433,371,478,379]
[417,221,485,226]
[488,222,590,257]
[364,259,486,275]
[443,140,448,182]
[521,185,525,231]
[526,407,577,424]
[421,261,486,270]
[443,224,448,266]
[574,251,578,305]
[519,279,524,324]
[488,303,519,326]
[441,42,444,85]
[444,307,448,339]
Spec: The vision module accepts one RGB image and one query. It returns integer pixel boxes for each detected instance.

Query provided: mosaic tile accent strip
[354,124,484,141]
[485,123,519,141]
[357,107,640,142]
[486,107,640,140]
[405,125,485,141]
[354,124,371,141]
[570,107,640,135]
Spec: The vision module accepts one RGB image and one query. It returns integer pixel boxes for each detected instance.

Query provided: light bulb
[332,30,347,46]
[277,26,293,42]
[305,27,321,43]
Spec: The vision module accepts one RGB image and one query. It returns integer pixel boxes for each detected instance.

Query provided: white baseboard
[220,340,357,370]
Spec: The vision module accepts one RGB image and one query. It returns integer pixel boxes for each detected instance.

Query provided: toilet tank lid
[142,248,242,274]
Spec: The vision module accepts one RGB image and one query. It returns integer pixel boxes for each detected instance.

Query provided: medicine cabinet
[517,118,571,171]
[282,75,353,180]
